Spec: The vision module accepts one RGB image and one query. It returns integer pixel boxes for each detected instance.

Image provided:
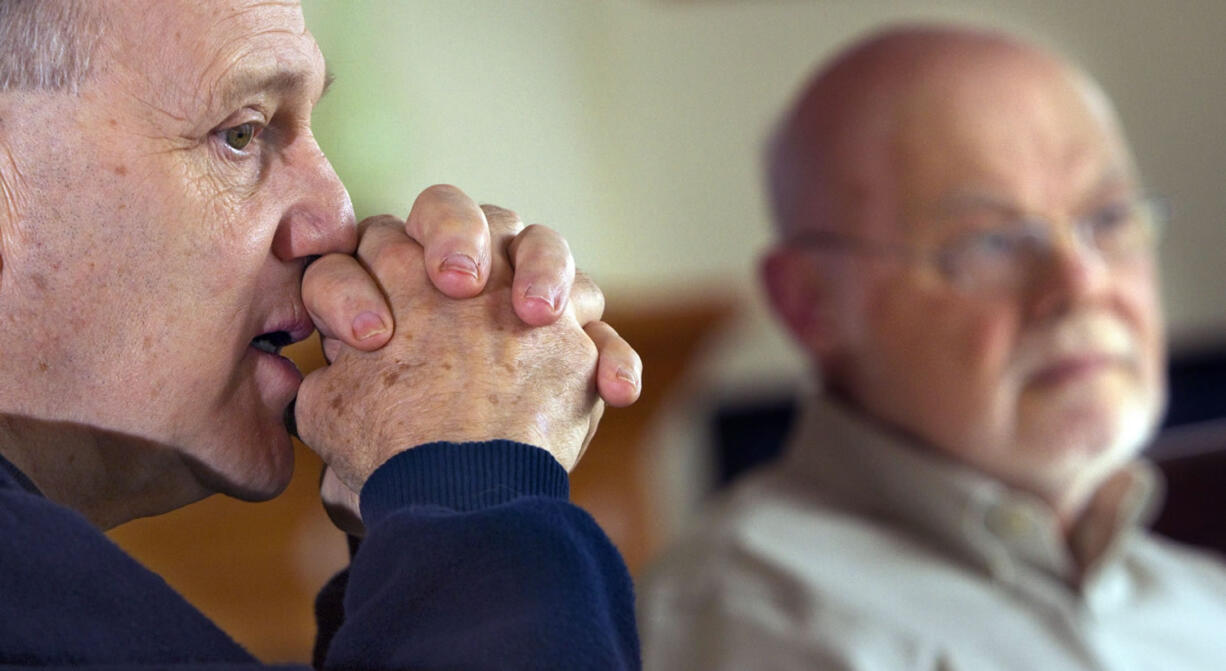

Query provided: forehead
[890,51,1135,219]
[100,0,321,119]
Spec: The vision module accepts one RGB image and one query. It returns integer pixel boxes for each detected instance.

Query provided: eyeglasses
[785,195,1166,294]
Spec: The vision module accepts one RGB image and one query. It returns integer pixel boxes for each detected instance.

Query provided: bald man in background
[640,25,1226,669]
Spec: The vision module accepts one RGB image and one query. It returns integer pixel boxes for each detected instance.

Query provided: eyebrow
[213,62,332,112]
[932,169,1138,219]
[322,69,335,100]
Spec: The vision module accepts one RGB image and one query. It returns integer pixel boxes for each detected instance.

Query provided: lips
[1028,353,1120,387]
[1016,313,1140,389]
[250,312,314,358]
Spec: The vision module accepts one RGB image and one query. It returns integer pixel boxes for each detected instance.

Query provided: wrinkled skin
[0,0,347,517]
[0,0,640,528]
[297,210,604,495]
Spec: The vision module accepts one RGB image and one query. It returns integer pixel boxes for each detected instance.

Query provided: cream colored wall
[302,0,1226,398]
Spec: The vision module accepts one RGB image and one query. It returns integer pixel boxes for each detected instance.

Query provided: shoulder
[0,483,249,663]
[1126,530,1226,592]
[642,464,946,604]
[638,468,943,669]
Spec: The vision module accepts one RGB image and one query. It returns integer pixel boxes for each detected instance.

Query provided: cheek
[891,290,1021,401]
[859,283,1022,441]
[914,301,1026,462]
[966,305,1025,392]
[168,170,276,289]
[1117,266,1166,392]
[175,139,279,253]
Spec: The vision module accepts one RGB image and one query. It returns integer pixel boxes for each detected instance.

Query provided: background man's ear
[760,247,839,357]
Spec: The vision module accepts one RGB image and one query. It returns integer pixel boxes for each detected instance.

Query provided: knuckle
[481,204,524,236]
[303,253,347,281]
[480,203,519,221]
[575,271,604,303]
[356,214,402,237]
[357,228,404,262]
[525,223,571,254]
[303,268,350,315]
[366,236,421,274]
[574,268,595,288]
[317,267,353,300]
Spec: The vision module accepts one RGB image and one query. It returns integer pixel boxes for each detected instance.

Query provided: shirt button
[988,505,1031,539]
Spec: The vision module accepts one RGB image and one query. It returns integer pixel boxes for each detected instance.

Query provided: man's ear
[760,247,840,358]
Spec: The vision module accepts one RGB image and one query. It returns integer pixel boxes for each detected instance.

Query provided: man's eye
[1087,202,1132,233]
[223,123,257,150]
[968,230,1023,256]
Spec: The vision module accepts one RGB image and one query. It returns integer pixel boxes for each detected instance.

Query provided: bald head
[765,25,1130,241]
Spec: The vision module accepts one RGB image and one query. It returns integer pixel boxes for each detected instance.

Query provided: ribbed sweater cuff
[359,441,569,527]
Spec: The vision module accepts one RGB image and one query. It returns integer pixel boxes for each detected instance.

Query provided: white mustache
[1012,312,1140,376]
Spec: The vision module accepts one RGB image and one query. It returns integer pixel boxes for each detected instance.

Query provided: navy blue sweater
[0,441,639,669]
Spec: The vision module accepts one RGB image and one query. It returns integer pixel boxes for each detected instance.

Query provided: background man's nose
[1025,224,1110,319]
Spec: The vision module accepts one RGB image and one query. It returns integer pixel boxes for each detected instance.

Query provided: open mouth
[251,330,295,356]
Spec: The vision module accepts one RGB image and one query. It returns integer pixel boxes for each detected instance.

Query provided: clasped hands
[293,185,641,532]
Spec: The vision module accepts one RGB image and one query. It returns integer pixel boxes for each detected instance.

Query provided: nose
[271,133,357,262]
[1025,223,1109,318]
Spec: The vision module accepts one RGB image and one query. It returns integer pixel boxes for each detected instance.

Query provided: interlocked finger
[302,252,393,352]
[506,224,575,326]
[480,204,526,289]
[355,214,430,311]
[569,270,606,328]
[406,184,493,298]
[585,319,642,408]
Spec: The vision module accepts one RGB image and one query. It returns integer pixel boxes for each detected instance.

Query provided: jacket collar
[781,393,1159,592]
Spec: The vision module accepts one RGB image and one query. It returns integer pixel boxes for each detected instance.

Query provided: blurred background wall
[112,1,1226,662]
[304,0,1226,377]
[302,0,1226,539]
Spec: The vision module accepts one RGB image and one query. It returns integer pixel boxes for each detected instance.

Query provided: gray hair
[0,0,104,92]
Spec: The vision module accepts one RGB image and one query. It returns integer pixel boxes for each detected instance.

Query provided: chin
[1026,368,1157,441]
[188,422,297,502]
[1019,390,1160,484]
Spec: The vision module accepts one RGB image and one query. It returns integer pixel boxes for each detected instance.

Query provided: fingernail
[616,366,639,388]
[352,311,388,341]
[524,283,560,311]
[440,253,479,280]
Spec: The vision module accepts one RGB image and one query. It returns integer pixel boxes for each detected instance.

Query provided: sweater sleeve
[317,441,640,671]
